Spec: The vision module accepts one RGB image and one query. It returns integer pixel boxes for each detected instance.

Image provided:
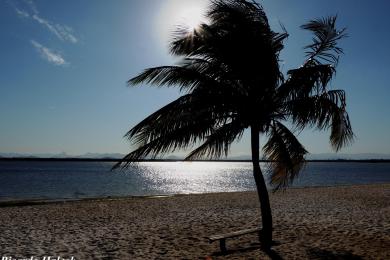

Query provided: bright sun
[174,0,208,30]
[158,0,209,41]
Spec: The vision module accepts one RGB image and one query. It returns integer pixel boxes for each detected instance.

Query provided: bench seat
[207,228,262,252]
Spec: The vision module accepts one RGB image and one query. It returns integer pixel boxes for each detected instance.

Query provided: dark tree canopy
[116,0,353,249]
[115,0,353,191]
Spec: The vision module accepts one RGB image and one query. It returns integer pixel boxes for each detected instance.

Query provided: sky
[0,0,389,157]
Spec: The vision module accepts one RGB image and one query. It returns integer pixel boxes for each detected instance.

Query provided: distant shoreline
[1,157,390,163]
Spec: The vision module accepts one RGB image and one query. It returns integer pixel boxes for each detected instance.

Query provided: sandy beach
[0,184,389,259]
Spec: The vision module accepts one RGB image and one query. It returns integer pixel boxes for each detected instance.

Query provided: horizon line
[1,157,390,163]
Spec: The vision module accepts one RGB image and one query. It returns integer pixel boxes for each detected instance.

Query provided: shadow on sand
[307,248,363,259]
[211,242,284,260]
[210,245,364,259]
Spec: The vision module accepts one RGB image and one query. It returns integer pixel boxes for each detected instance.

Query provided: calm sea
[0,161,389,201]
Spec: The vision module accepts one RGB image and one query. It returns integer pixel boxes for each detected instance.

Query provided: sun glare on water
[158,0,209,41]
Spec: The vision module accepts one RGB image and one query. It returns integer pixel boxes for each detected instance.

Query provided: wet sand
[0,184,389,259]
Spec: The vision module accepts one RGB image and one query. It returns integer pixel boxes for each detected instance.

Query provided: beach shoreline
[0,183,389,259]
[1,182,389,207]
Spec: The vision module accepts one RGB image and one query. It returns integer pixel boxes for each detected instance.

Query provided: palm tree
[114,0,353,249]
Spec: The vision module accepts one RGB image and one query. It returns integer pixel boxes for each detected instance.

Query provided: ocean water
[0,161,389,201]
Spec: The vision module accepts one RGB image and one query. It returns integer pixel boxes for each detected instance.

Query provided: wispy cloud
[31,40,67,66]
[32,14,78,43]
[10,0,78,44]
[14,7,30,18]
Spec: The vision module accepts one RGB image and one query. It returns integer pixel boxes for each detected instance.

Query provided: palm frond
[113,124,202,169]
[128,93,236,144]
[185,120,245,160]
[286,90,353,151]
[128,65,210,92]
[329,108,354,151]
[208,0,270,30]
[301,16,347,65]
[114,109,219,169]
[278,64,335,99]
[271,29,289,56]
[263,121,307,190]
[128,57,249,96]
[125,94,193,144]
[169,23,214,57]
[114,88,241,169]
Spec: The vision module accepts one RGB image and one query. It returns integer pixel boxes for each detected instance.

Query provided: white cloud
[31,40,68,66]
[15,8,30,18]
[32,14,78,43]
[55,24,78,44]
[11,0,78,44]
[32,15,61,38]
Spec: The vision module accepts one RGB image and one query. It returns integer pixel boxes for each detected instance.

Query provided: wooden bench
[207,228,262,253]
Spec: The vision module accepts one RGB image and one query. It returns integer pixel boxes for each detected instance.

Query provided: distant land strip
[0,158,390,163]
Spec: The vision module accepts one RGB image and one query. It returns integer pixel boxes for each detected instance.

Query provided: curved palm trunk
[251,126,273,249]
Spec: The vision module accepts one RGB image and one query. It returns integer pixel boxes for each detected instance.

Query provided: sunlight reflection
[127,162,259,194]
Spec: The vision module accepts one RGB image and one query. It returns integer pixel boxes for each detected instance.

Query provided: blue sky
[0,0,389,157]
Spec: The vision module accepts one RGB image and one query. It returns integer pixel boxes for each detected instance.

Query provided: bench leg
[219,238,227,253]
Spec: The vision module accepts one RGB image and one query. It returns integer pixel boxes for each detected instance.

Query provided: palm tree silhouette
[114,0,353,250]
